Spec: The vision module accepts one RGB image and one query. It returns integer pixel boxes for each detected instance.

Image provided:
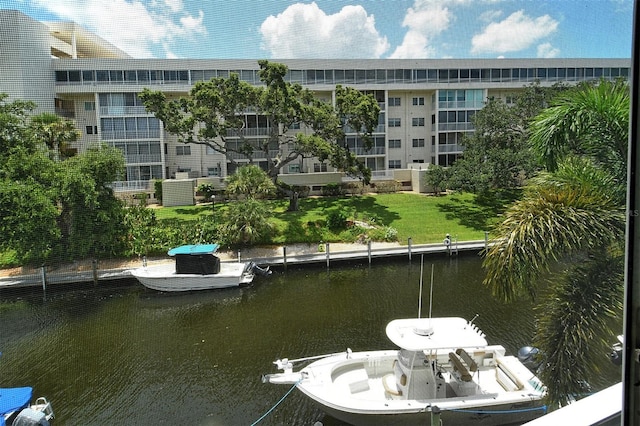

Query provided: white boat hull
[130,261,254,291]
[267,347,546,426]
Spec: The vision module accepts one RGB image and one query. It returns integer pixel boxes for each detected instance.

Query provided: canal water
[0,254,620,425]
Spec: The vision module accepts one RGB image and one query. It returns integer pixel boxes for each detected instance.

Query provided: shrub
[343,181,366,195]
[326,209,348,230]
[321,183,345,196]
[372,180,401,194]
[153,180,163,204]
[198,183,216,201]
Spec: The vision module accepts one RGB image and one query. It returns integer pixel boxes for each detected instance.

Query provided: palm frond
[483,184,625,301]
[535,252,624,406]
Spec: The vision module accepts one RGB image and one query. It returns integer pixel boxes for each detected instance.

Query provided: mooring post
[40,265,47,293]
[238,250,241,262]
[408,237,412,261]
[367,240,372,265]
[92,259,98,285]
[283,246,287,270]
[325,242,330,268]
[430,406,441,426]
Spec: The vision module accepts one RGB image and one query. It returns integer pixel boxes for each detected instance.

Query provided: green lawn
[0,192,511,268]
[155,192,507,245]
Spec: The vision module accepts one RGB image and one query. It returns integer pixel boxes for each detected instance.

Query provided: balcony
[125,154,162,164]
[110,180,153,192]
[101,129,161,140]
[226,128,272,137]
[227,149,280,160]
[438,122,475,132]
[353,146,386,155]
[100,106,150,116]
[436,144,464,153]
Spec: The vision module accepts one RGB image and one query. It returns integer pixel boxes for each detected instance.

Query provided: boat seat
[449,352,472,382]
[382,373,402,397]
[348,368,370,394]
[455,348,478,372]
[495,357,525,391]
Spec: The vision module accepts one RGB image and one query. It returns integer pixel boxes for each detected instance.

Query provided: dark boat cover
[175,254,221,275]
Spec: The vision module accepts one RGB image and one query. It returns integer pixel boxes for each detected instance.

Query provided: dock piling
[325,242,330,268]
[283,246,287,270]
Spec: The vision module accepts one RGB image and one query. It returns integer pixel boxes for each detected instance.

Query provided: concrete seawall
[0,240,489,290]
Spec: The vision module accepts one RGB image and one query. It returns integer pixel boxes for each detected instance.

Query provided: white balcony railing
[101,129,161,140]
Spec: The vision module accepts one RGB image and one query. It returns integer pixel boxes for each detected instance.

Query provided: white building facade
[1,10,631,195]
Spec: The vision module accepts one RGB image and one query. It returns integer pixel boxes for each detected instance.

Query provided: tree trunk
[288,191,299,212]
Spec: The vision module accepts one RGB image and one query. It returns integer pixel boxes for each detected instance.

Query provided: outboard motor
[518,346,542,372]
[252,263,272,277]
[610,335,623,366]
[13,408,50,426]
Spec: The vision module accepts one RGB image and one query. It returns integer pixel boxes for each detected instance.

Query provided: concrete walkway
[0,240,489,290]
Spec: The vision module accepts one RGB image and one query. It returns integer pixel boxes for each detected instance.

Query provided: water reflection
[0,255,620,425]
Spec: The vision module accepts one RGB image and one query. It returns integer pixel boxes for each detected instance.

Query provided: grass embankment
[0,192,512,269]
[156,192,508,245]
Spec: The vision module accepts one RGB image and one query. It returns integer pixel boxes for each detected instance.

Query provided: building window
[412,159,425,163]
[388,160,401,169]
[207,166,220,177]
[84,101,95,111]
[314,163,328,172]
[388,97,401,106]
[388,118,401,127]
[412,117,425,127]
[176,145,191,156]
[412,138,425,147]
[412,97,425,106]
[289,164,301,173]
[290,122,301,130]
[388,139,401,148]
[86,125,98,135]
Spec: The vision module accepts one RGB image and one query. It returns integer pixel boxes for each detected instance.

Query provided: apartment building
[1,10,631,195]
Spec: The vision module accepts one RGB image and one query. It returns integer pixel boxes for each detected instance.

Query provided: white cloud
[31,0,206,58]
[479,10,502,23]
[471,10,558,55]
[389,0,460,59]
[537,42,560,58]
[259,2,389,58]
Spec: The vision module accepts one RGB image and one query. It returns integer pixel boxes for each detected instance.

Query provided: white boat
[264,317,547,425]
[130,244,269,292]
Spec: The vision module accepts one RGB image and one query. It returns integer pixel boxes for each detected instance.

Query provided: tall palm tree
[483,80,629,406]
[30,112,79,161]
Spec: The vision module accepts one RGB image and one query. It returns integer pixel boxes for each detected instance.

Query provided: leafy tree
[226,164,276,199]
[424,164,448,195]
[448,82,564,194]
[0,94,37,154]
[140,60,380,184]
[0,94,128,263]
[0,95,60,262]
[482,80,629,406]
[55,144,127,259]
[0,180,59,261]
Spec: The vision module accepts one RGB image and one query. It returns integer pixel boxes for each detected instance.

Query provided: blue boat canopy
[167,244,220,256]
[0,386,32,421]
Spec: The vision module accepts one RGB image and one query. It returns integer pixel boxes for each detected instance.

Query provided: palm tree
[30,112,79,161]
[483,79,629,406]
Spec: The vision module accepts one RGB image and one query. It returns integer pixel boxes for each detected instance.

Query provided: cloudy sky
[4,0,633,59]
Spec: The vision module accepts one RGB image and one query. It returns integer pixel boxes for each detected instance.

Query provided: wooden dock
[0,240,489,290]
